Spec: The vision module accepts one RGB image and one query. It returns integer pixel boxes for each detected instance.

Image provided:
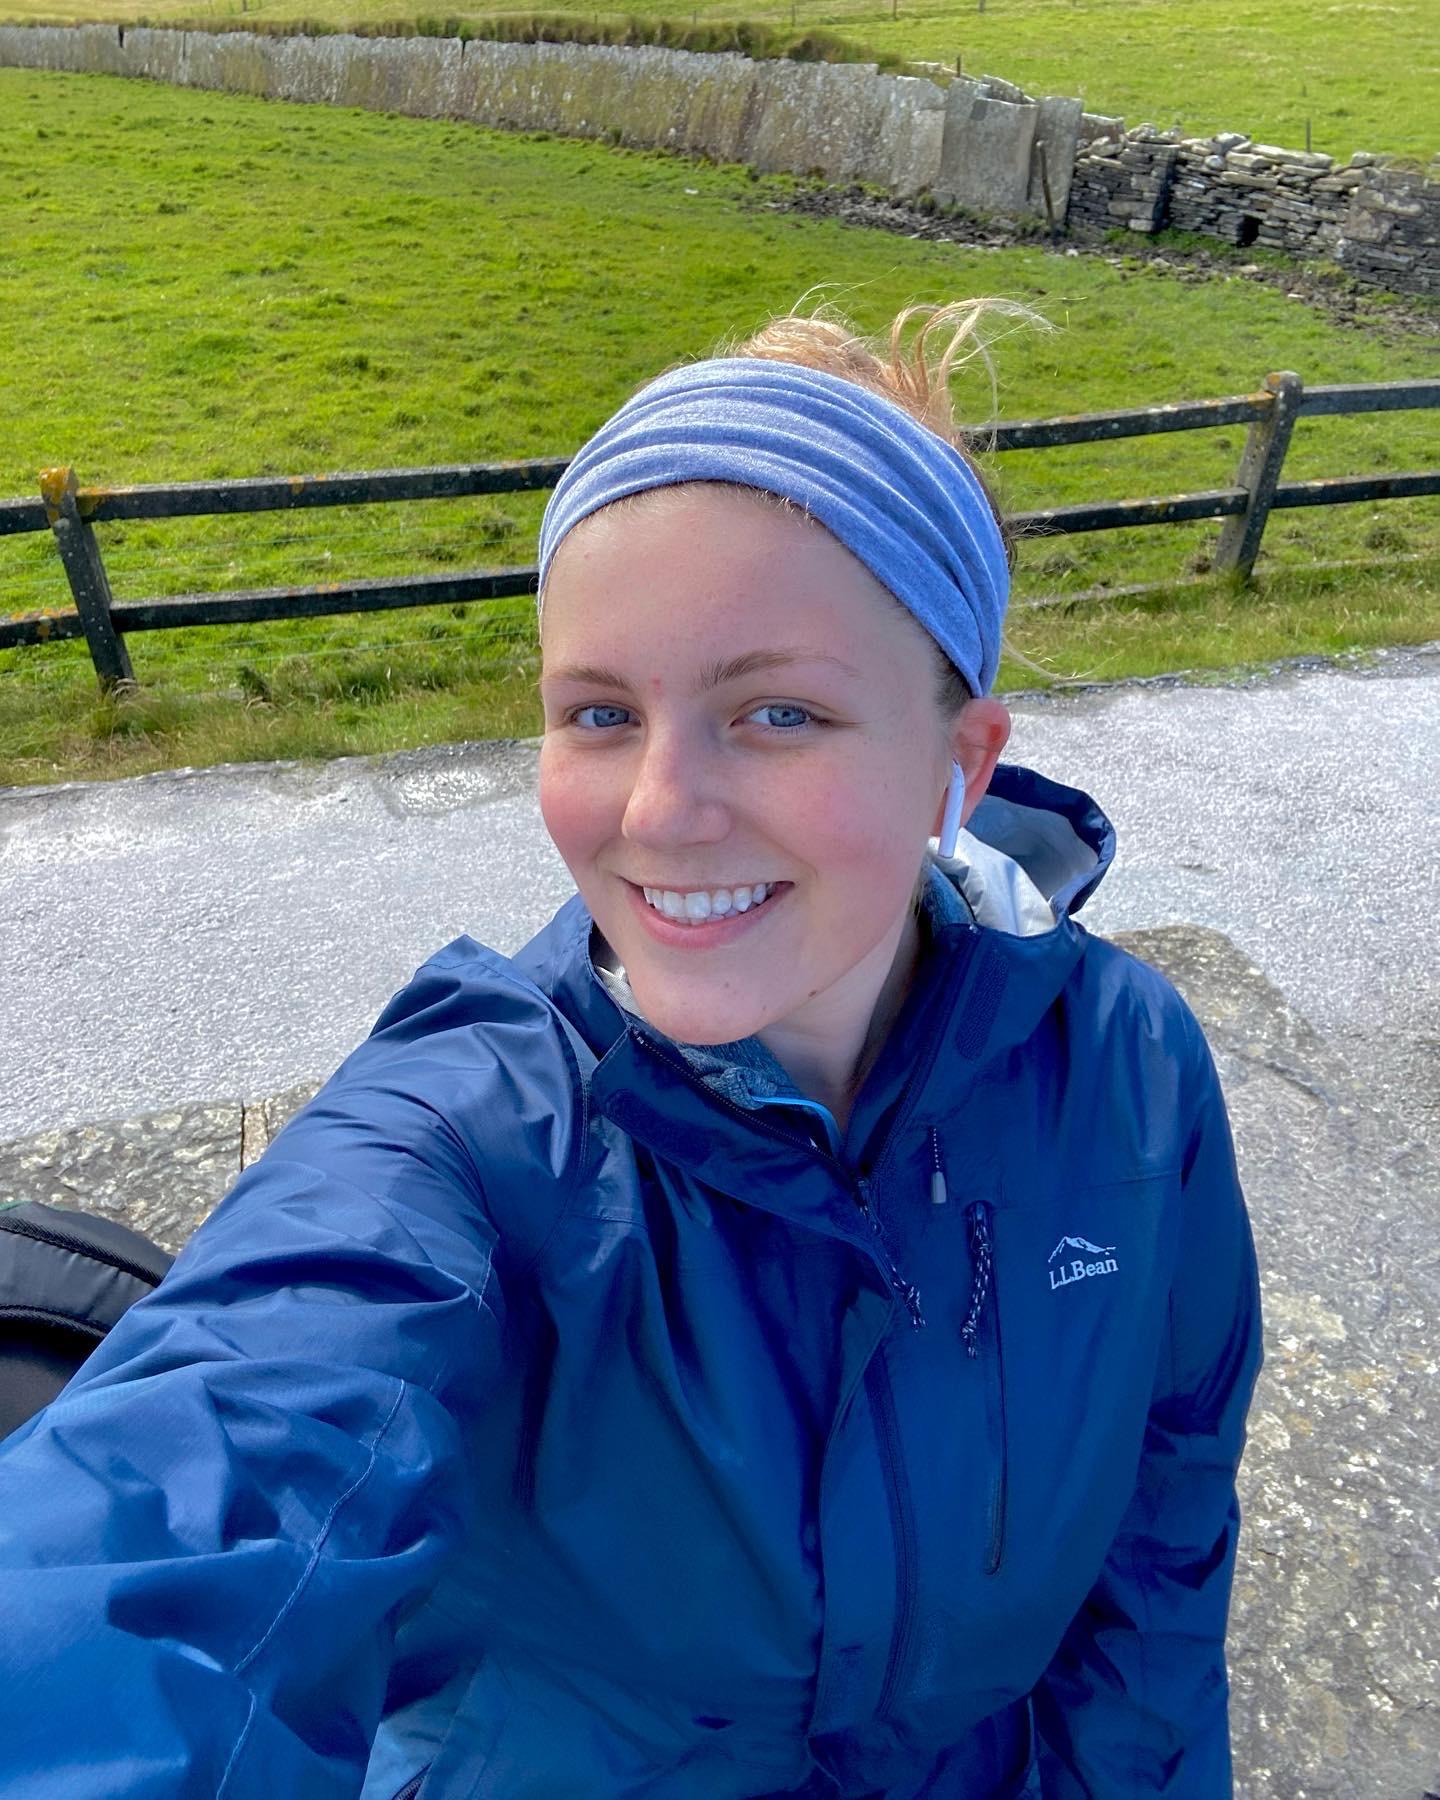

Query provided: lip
[622,879,790,948]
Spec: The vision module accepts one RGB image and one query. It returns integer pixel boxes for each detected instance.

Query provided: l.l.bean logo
[1048,1235,1118,1291]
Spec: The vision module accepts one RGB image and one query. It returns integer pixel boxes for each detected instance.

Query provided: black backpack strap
[0,1201,172,1440]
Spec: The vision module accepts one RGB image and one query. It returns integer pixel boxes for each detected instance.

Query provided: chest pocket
[990,1171,1181,1587]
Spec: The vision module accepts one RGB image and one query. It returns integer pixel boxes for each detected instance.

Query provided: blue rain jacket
[0,764,1261,1798]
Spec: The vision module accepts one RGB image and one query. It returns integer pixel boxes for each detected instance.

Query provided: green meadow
[0,68,1436,785]
[4,0,1437,162]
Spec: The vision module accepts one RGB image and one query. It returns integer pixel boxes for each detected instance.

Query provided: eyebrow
[541,648,863,693]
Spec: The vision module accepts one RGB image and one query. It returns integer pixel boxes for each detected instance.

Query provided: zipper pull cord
[856,1178,926,1329]
[929,1126,947,1205]
[961,1201,992,1359]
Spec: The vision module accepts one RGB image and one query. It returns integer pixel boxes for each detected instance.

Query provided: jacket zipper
[966,1200,1008,1576]
[856,1177,925,1328]
[630,1031,926,1326]
[391,1769,428,1800]
[629,1024,957,1722]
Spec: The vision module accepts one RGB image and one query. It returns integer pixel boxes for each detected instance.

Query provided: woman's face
[537,485,961,1052]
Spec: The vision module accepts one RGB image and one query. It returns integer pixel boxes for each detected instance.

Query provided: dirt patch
[755,183,1440,341]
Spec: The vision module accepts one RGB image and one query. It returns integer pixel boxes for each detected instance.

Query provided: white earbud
[938,761,966,860]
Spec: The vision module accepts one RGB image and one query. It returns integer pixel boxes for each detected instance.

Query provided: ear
[931,698,1012,837]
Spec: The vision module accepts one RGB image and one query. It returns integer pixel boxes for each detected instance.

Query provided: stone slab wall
[0,25,1073,217]
[0,24,1435,296]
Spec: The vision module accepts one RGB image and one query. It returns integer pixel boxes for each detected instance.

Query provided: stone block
[977,71,1028,104]
[328,35,459,118]
[935,81,1038,214]
[744,57,877,178]
[1027,93,1081,222]
[935,74,981,190]
[607,45,711,151]
[861,72,946,197]
[671,52,758,163]
[460,38,568,134]
[67,22,126,76]
[180,29,276,99]
[0,23,72,71]
[1250,142,1332,170]
[126,26,188,87]
[0,25,35,67]
[1341,199,1393,244]
[1077,111,1123,146]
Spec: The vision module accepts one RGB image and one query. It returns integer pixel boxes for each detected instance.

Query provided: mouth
[622,878,789,942]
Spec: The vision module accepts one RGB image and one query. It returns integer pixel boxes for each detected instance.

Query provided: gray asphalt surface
[2,644,1436,1150]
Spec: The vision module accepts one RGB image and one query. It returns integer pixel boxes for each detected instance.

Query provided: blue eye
[748,703,813,731]
[571,704,632,730]
[558,702,810,730]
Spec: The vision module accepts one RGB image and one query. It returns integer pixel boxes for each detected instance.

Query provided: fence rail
[2,373,1436,689]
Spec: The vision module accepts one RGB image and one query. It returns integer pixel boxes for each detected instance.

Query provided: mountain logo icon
[1048,1235,1119,1291]
[1049,1236,1115,1262]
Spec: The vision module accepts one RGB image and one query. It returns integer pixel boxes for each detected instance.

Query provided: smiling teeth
[642,883,771,923]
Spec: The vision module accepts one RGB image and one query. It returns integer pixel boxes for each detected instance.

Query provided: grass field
[0,67,1436,786]
[4,0,1437,161]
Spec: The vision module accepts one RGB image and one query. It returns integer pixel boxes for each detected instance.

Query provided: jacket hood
[511,763,1115,1153]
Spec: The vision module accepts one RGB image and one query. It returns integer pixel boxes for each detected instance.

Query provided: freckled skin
[537,486,1009,1117]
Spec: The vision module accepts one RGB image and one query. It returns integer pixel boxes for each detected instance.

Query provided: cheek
[538,749,608,870]
[797,762,929,878]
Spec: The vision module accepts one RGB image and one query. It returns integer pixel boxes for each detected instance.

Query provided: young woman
[0,303,1261,1798]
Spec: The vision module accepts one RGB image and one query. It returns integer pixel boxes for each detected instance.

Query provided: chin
[624,980,768,1049]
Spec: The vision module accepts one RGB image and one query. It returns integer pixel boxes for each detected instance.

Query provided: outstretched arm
[0,951,540,1798]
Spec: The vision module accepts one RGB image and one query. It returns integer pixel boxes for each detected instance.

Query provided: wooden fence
[2,371,1436,690]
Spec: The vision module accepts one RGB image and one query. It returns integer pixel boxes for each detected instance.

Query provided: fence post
[1214,370,1304,580]
[1036,140,1059,238]
[40,466,133,689]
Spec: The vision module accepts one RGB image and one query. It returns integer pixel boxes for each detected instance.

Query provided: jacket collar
[510,762,1111,1197]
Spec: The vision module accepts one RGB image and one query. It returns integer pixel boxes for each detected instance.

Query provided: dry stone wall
[1071,120,1439,297]
[0,23,1434,297]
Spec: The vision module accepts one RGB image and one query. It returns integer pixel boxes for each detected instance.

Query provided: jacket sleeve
[1031,1021,1263,1797]
[0,950,549,1799]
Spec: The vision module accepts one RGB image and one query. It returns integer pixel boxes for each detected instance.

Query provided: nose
[621,725,731,850]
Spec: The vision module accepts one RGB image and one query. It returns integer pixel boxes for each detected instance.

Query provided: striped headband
[536,356,1008,696]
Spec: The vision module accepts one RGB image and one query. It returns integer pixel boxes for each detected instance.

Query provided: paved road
[2,645,1436,1150]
